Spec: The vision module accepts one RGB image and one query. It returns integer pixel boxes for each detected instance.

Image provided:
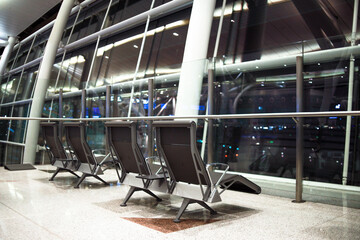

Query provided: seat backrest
[41,122,67,160]
[64,122,97,166]
[105,121,149,175]
[154,121,211,187]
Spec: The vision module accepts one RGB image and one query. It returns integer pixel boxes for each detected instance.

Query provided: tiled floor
[0,165,359,240]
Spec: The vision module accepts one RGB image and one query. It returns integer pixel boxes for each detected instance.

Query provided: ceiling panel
[0,0,62,41]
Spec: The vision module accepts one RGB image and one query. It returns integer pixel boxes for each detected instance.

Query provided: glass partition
[2,74,21,103]
[5,145,23,165]
[86,91,106,150]
[26,29,52,63]
[0,107,11,141]
[15,69,38,101]
[65,0,109,44]
[209,0,353,62]
[9,104,29,143]
[0,143,6,166]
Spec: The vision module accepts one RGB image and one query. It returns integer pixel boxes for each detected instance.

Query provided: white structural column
[175,0,216,117]
[342,0,359,185]
[0,36,17,76]
[23,0,75,164]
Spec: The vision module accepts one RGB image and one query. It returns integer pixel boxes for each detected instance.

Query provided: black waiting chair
[63,122,114,188]
[105,121,165,206]
[41,122,80,181]
[153,121,261,223]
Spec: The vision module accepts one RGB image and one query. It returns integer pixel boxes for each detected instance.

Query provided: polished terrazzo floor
[0,165,359,240]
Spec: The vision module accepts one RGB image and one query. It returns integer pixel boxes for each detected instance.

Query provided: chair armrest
[145,156,158,163]
[97,153,112,165]
[58,158,75,162]
[206,163,230,188]
[92,149,107,155]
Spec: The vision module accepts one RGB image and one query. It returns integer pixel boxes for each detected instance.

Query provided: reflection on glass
[88,15,189,89]
[106,0,152,27]
[86,94,106,149]
[15,70,37,101]
[0,107,11,141]
[2,75,21,103]
[9,105,29,143]
[0,76,10,102]
[0,143,6,166]
[5,145,23,165]
[208,56,357,184]
[27,30,51,63]
[64,1,108,45]
[51,50,91,93]
[63,97,82,118]
[210,0,353,64]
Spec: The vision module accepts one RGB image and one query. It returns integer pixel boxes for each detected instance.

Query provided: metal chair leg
[93,175,108,185]
[197,201,217,215]
[74,173,87,188]
[173,198,217,223]
[174,198,192,223]
[67,170,80,178]
[49,168,61,181]
[143,189,162,202]
[121,186,137,207]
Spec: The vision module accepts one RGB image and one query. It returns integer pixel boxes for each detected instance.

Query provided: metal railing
[1,110,360,121]
[1,110,359,201]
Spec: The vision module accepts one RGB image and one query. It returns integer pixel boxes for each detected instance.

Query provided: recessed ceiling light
[173,32,179,37]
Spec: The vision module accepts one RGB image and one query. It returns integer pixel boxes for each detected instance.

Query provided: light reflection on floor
[0,165,359,240]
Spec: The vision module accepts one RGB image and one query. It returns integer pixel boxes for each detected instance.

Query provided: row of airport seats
[41,122,116,188]
[41,120,261,222]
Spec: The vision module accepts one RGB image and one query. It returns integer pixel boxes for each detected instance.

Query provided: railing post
[81,89,86,119]
[59,88,63,141]
[105,85,111,152]
[294,56,305,203]
[106,86,111,118]
[148,79,154,157]
[207,68,214,165]
[342,0,359,185]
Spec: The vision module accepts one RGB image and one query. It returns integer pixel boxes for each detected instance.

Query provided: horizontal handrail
[0,110,360,121]
[0,140,25,147]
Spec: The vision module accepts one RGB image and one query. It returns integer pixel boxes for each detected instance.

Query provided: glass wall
[209,0,353,63]
[0,0,359,188]
[210,54,358,185]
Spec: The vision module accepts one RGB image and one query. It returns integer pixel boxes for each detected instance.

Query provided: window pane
[5,145,23,165]
[27,29,51,63]
[0,107,12,140]
[9,104,29,143]
[211,0,353,63]
[3,74,21,103]
[15,70,37,101]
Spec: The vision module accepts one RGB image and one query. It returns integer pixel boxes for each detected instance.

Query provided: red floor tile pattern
[122,217,219,233]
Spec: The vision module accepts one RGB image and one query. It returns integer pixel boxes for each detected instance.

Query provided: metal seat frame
[105,121,167,206]
[63,122,114,188]
[41,122,80,181]
[153,121,261,222]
